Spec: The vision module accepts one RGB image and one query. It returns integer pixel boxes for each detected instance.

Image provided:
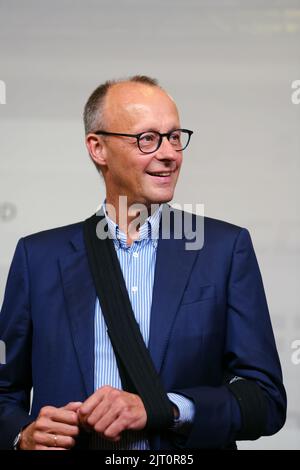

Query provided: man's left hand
[77,386,147,441]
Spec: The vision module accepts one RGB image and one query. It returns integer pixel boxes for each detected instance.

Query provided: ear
[85,134,107,168]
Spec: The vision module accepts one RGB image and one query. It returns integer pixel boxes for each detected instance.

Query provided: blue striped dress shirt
[92,205,195,449]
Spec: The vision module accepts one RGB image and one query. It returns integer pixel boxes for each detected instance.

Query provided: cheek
[177,153,183,167]
[139,157,154,174]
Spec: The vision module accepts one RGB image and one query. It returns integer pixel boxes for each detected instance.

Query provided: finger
[93,406,120,434]
[35,445,67,450]
[102,409,146,439]
[45,421,79,437]
[101,433,121,443]
[34,430,77,449]
[79,389,106,417]
[63,402,82,412]
[78,398,99,419]
[48,433,76,449]
[102,416,127,440]
[39,406,59,419]
[51,408,79,426]
[35,415,79,437]
[48,448,68,451]
[82,401,111,428]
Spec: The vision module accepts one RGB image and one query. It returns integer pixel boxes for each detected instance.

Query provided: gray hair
[83,75,160,135]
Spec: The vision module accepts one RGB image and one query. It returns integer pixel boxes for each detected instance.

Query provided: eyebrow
[135,126,180,134]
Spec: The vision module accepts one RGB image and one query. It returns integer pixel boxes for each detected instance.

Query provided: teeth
[150,172,171,176]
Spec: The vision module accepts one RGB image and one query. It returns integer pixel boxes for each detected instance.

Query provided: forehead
[103,82,179,129]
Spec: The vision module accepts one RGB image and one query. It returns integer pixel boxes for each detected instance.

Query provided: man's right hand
[19,401,82,450]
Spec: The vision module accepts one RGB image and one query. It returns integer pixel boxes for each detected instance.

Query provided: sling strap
[83,212,174,432]
[226,378,267,440]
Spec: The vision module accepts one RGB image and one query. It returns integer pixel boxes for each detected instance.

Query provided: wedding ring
[53,434,57,447]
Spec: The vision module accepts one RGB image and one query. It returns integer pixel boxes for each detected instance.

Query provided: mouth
[146,171,173,177]
[145,170,175,186]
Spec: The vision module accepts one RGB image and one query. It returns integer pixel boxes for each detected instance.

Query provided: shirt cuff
[167,392,195,431]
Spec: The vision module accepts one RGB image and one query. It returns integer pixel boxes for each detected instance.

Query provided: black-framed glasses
[93,128,193,154]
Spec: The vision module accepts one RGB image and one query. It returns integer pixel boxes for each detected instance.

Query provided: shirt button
[131,286,138,293]
[133,252,139,258]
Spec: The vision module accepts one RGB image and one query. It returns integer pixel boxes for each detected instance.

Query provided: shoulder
[203,215,246,239]
[7,221,86,277]
[20,221,84,255]
[165,205,248,240]
[202,215,253,253]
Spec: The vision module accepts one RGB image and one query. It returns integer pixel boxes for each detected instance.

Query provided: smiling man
[0,76,286,450]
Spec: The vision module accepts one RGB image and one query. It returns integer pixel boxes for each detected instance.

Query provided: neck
[105,196,152,246]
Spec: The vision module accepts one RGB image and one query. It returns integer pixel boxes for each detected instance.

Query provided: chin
[146,191,174,206]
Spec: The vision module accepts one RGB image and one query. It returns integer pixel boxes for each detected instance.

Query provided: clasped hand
[19,386,147,450]
[77,385,147,441]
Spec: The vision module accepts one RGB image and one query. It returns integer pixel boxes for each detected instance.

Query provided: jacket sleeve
[0,239,34,449]
[172,228,287,449]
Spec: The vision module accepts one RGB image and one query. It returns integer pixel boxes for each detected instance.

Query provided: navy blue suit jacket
[0,210,286,449]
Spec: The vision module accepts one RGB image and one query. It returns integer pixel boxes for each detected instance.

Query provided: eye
[138,132,159,150]
[169,131,181,144]
[139,132,157,143]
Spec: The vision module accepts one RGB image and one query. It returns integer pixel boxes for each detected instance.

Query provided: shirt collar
[102,201,161,249]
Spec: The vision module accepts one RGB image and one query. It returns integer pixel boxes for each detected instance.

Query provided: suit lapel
[59,229,96,397]
[148,207,200,374]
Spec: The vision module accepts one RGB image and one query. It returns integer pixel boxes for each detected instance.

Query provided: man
[0,76,286,450]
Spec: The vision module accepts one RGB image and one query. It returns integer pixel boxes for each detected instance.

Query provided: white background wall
[0,0,299,449]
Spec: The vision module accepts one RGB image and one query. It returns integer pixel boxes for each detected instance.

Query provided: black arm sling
[83,212,174,432]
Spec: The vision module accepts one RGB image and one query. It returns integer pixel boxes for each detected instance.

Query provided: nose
[155,136,178,160]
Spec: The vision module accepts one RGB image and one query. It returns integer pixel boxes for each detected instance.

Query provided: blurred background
[0,0,299,449]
